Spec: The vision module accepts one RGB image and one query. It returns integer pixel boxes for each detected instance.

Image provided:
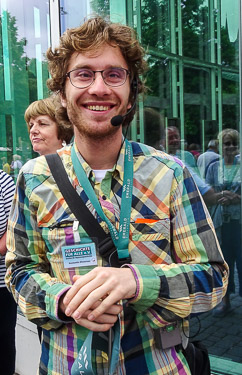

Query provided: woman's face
[222,134,238,159]
[29,115,63,155]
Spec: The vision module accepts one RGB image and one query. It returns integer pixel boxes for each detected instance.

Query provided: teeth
[87,105,109,111]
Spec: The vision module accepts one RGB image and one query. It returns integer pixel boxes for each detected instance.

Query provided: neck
[224,155,235,165]
[74,130,123,169]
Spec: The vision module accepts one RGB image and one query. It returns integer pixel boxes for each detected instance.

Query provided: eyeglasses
[223,141,238,147]
[66,67,130,89]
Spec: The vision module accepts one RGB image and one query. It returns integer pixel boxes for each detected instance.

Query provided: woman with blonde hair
[206,128,241,316]
[25,94,73,156]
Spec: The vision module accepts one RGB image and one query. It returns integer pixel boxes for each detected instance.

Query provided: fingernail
[88,314,94,321]
[65,307,71,316]
[73,311,81,319]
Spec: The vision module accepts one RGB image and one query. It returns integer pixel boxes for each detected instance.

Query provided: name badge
[62,239,97,268]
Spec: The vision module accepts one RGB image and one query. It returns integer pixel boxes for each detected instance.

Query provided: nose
[87,72,112,96]
[30,122,39,134]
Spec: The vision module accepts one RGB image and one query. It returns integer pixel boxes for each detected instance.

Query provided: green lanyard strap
[71,319,121,375]
[71,139,133,260]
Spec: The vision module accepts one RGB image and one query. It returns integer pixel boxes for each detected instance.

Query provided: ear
[60,93,67,108]
[127,101,132,110]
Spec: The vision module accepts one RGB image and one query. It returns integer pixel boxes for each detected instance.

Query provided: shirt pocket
[40,221,101,284]
[129,215,172,265]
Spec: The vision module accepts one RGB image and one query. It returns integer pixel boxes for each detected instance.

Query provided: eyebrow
[68,64,125,71]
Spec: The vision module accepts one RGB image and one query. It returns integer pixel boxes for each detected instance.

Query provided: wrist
[121,264,139,300]
[58,290,74,322]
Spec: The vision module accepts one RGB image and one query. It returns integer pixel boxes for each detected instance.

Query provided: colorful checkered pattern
[6,141,228,375]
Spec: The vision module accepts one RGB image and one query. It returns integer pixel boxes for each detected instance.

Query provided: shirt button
[102,195,107,200]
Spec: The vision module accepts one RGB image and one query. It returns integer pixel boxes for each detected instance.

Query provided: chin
[34,148,42,155]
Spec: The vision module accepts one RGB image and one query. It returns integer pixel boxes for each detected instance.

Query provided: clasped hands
[59,266,136,332]
[218,190,240,206]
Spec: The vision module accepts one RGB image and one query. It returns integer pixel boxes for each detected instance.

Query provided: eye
[106,68,123,79]
[73,69,93,80]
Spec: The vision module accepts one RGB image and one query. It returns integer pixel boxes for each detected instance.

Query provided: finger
[70,280,123,320]
[72,275,81,283]
[65,279,112,317]
[91,301,123,315]
[74,317,114,332]
[81,308,119,324]
[86,293,122,321]
[64,271,96,305]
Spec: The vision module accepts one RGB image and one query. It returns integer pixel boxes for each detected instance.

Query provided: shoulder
[21,146,72,176]
[0,169,14,188]
[131,141,185,174]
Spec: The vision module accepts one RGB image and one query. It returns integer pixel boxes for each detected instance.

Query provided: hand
[217,190,233,206]
[62,267,136,328]
[59,292,123,331]
[74,300,123,331]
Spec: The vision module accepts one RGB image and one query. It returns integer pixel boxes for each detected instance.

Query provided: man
[163,126,223,207]
[6,17,228,375]
[197,139,220,179]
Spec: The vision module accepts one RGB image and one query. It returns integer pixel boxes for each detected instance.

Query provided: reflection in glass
[206,129,242,314]
[0,0,50,177]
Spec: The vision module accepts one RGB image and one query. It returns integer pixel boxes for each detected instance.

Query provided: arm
[0,232,7,256]
[126,166,228,328]
[5,171,70,330]
[0,171,15,255]
[6,168,123,332]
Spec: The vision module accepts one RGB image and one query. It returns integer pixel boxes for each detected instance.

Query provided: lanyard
[71,139,133,260]
[71,319,121,375]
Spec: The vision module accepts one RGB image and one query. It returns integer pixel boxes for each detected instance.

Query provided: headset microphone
[111,101,137,126]
[111,79,138,127]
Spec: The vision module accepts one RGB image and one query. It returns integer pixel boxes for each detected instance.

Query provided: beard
[66,100,121,141]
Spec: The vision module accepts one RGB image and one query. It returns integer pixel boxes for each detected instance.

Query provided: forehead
[168,128,179,137]
[67,44,128,71]
[30,115,55,123]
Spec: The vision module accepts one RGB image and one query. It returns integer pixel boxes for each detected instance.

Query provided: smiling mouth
[86,105,112,111]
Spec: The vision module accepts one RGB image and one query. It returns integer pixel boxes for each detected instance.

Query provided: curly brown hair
[25,94,73,144]
[46,17,148,126]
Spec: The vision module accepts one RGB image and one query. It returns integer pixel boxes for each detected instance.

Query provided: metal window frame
[49,0,61,51]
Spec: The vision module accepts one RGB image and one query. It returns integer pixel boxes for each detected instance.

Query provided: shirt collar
[72,139,127,182]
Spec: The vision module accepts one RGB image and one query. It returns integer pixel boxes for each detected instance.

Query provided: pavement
[190,271,242,375]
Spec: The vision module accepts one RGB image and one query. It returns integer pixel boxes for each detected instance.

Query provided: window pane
[0,0,50,178]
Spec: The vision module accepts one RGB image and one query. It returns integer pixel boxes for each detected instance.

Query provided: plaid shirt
[6,141,228,375]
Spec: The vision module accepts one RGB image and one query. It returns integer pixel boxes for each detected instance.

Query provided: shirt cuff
[123,264,160,312]
[45,282,73,323]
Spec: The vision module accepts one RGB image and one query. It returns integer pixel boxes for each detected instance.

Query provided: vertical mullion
[49,0,60,51]
[170,0,178,118]
[177,0,184,148]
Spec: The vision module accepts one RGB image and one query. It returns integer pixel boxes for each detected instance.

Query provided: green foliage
[90,0,110,17]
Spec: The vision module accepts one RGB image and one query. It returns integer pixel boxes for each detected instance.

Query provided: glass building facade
[0,1,241,373]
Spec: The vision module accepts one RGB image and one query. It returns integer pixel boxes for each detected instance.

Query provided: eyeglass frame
[65,67,130,89]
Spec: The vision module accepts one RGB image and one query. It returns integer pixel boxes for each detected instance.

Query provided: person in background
[187,143,201,160]
[25,93,74,156]
[162,126,222,207]
[206,128,241,316]
[6,17,228,375]
[10,154,23,180]
[197,139,220,179]
[25,94,73,341]
[0,170,16,375]
[1,156,10,174]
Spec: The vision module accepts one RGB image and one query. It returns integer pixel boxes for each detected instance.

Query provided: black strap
[45,153,107,241]
[45,153,130,267]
